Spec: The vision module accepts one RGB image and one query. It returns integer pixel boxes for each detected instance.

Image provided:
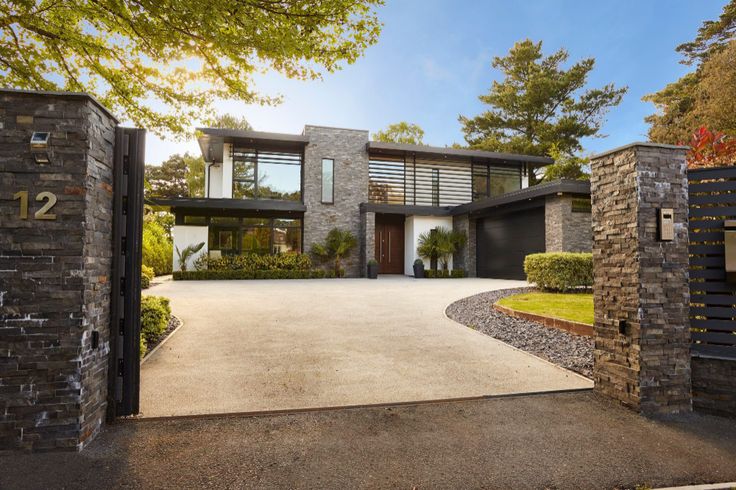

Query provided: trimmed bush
[424,269,465,278]
[523,252,593,292]
[140,295,171,344]
[141,264,155,289]
[140,335,148,358]
[174,269,327,281]
[142,219,173,276]
[197,252,312,272]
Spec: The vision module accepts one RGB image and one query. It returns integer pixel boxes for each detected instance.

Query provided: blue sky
[145,0,726,164]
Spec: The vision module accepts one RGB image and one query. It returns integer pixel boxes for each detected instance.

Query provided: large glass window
[206,217,303,255]
[472,163,521,200]
[232,148,302,201]
[321,158,334,204]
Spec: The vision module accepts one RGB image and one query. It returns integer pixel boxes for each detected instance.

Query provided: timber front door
[375,214,405,274]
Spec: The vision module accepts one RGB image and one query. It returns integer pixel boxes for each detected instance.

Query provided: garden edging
[492,303,593,337]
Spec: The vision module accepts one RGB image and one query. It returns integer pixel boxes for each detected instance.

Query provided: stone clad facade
[545,195,592,252]
[303,126,370,278]
[0,91,117,450]
[590,143,691,415]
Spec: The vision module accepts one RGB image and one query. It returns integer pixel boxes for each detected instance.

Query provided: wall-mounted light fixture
[30,132,51,164]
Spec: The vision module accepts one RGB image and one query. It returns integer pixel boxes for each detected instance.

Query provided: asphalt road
[3,391,736,489]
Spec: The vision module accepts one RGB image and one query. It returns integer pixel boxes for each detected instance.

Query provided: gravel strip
[446,287,593,378]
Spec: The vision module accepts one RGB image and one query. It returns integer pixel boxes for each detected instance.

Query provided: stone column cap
[0,88,119,123]
[591,142,688,161]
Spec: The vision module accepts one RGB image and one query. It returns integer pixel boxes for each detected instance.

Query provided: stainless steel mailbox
[725,220,736,283]
[658,208,674,241]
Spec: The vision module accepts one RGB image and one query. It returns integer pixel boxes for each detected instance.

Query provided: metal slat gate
[108,127,145,418]
[688,166,736,360]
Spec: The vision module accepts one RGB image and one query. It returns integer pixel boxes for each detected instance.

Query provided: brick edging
[492,303,593,337]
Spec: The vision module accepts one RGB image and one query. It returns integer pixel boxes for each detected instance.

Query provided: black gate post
[108,127,145,419]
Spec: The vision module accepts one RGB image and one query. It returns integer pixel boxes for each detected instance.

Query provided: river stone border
[446,288,594,378]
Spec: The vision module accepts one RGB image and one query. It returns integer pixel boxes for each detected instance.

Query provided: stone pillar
[590,143,691,415]
[360,210,376,277]
[452,214,476,277]
[545,194,592,252]
[0,90,117,450]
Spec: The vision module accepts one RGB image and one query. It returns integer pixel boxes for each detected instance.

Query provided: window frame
[321,158,335,204]
[231,146,303,201]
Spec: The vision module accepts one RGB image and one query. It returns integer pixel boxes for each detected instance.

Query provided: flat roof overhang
[148,197,306,215]
[366,141,554,166]
[359,202,454,216]
[452,179,591,217]
[196,128,309,162]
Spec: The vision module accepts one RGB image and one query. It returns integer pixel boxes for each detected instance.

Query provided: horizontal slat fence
[688,166,736,359]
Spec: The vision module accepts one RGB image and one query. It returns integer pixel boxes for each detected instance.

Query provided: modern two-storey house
[153,125,592,279]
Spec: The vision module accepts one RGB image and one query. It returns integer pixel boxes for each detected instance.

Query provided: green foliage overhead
[459,39,626,182]
[373,122,425,145]
[523,252,593,292]
[0,0,383,135]
[145,152,206,199]
[416,227,466,271]
[206,114,254,131]
[676,1,736,64]
[543,144,590,181]
[644,2,736,144]
[310,228,357,277]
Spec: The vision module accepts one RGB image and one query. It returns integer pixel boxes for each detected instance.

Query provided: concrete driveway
[141,276,592,417]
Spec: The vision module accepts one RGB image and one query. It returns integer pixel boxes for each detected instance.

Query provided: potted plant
[367,259,379,279]
[417,227,467,275]
[413,258,425,278]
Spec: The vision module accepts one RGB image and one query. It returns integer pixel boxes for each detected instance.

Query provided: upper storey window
[232,147,302,201]
[472,163,521,200]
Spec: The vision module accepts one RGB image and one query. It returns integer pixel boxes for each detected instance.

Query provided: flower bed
[173,269,330,280]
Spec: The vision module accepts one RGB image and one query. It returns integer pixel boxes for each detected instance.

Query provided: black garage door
[476,207,545,279]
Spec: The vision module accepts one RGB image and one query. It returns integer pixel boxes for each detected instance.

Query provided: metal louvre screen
[688,166,736,359]
[368,155,472,206]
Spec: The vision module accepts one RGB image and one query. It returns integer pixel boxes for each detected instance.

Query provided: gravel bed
[446,287,593,378]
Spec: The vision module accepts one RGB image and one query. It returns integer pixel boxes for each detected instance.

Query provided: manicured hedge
[523,252,593,292]
[140,295,171,346]
[196,252,312,272]
[424,269,466,278]
[173,269,329,281]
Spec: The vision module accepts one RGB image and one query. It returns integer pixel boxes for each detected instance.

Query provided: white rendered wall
[403,215,454,275]
[208,163,223,198]
[172,225,209,271]
[221,143,233,198]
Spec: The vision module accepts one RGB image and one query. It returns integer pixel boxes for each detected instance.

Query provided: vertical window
[431,168,440,206]
[321,158,334,204]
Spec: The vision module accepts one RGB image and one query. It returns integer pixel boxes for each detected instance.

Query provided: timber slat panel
[688,167,736,359]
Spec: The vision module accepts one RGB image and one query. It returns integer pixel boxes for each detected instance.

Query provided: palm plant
[417,227,467,271]
[310,228,357,277]
[175,242,205,272]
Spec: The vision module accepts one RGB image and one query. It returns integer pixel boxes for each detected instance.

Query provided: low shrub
[523,252,593,292]
[174,269,327,280]
[140,335,148,358]
[196,252,312,272]
[424,269,465,278]
[141,264,155,289]
[140,295,171,344]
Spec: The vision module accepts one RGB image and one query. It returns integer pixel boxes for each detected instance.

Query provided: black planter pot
[367,262,379,279]
[413,263,425,278]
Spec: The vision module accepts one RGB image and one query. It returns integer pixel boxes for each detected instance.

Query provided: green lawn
[496,292,594,325]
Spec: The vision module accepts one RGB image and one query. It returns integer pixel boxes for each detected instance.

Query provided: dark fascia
[451,179,591,216]
[196,127,310,162]
[366,141,554,166]
[359,202,454,216]
[148,197,307,213]
[0,88,119,123]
